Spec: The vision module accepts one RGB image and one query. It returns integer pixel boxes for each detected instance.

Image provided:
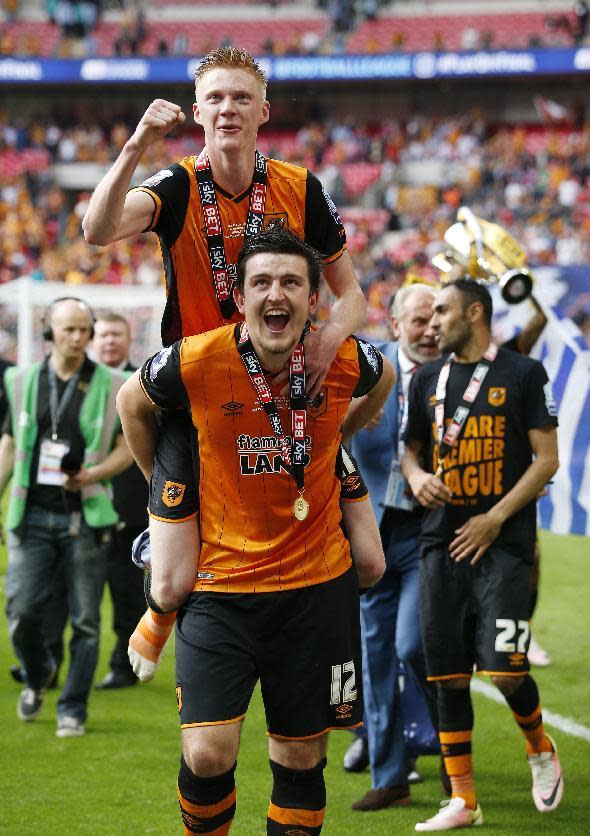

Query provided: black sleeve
[304,171,347,261]
[403,370,432,445]
[135,163,190,247]
[523,360,559,429]
[352,338,384,397]
[140,342,188,411]
[337,445,369,501]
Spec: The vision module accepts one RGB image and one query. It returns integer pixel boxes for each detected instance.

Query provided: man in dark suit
[93,312,148,689]
[348,284,444,811]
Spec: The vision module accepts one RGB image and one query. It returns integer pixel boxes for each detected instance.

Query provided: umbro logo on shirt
[222,401,244,416]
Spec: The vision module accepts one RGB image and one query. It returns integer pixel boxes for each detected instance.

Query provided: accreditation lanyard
[434,341,497,477]
[47,362,82,442]
[194,148,268,319]
[237,321,310,519]
[397,361,418,458]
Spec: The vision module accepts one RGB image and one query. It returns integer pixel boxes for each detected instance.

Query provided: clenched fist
[129,99,186,154]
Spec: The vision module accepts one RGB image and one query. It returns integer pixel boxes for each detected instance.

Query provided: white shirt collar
[397,346,418,374]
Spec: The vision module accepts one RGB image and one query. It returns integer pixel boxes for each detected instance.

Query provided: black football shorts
[148,410,199,522]
[174,567,363,738]
[420,544,532,680]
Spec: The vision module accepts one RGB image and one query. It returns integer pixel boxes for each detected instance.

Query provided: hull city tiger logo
[488,387,506,407]
[262,212,288,231]
[162,480,186,508]
[176,686,182,712]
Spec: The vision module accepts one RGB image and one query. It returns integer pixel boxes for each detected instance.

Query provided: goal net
[0,277,166,367]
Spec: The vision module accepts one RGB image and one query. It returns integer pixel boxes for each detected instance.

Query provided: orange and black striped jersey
[140,326,383,593]
[132,156,347,346]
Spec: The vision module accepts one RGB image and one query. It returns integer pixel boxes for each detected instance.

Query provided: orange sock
[178,789,234,835]
[512,705,553,755]
[440,730,477,810]
[178,758,236,835]
[504,676,553,755]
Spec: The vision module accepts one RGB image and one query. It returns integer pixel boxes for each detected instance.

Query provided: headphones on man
[42,296,96,342]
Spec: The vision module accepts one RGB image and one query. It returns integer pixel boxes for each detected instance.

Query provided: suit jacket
[351,342,400,526]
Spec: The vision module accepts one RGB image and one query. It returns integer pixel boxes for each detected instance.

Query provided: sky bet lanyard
[434,341,498,478]
[237,320,310,521]
[195,148,268,320]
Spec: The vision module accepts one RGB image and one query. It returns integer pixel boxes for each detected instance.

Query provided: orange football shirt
[140,325,383,593]
[133,156,347,345]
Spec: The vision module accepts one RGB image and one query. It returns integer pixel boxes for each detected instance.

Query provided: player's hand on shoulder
[409,471,451,509]
[278,328,337,399]
[303,329,338,400]
[130,100,186,152]
[449,509,503,565]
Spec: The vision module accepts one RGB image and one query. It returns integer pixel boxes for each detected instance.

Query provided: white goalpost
[0,277,166,367]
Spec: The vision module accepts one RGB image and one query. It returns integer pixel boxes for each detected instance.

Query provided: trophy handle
[499,268,534,305]
[457,206,489,276]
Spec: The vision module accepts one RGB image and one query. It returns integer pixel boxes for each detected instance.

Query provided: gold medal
[293,495,309,521]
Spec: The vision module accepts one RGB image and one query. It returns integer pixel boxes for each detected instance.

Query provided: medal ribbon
[434,341,498,476]
[236,321,310,492]
[195,148,268,320]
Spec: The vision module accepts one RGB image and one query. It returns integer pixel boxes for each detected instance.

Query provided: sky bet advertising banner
[2,47,590,85]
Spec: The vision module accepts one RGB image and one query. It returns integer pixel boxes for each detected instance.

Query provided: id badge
[37,437,70,486]
[384,459,417,512]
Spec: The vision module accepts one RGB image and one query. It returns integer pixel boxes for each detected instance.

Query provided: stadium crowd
[1,1,589,58]
[1,106,589,347]
[0,45,574,833]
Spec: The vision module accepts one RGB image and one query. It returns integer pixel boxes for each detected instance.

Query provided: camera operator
[0,297,132,737]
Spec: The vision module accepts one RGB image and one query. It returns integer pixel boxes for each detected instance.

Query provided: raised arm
[82,99,186,245]
[515,296,547,355]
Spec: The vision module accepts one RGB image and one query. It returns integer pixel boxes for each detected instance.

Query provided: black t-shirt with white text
[403,348,558,560]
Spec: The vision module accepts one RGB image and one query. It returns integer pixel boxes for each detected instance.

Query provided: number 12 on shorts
[330,661,357,705]
[495,618,530,654]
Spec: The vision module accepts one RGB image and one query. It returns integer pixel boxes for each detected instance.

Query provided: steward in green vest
[0,297,134,736]
[4,360,127,530]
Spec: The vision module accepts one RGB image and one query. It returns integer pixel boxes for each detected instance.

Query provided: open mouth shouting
[264,308,291,334]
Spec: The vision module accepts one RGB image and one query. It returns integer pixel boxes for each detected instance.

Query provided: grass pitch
[0,531,588,835]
